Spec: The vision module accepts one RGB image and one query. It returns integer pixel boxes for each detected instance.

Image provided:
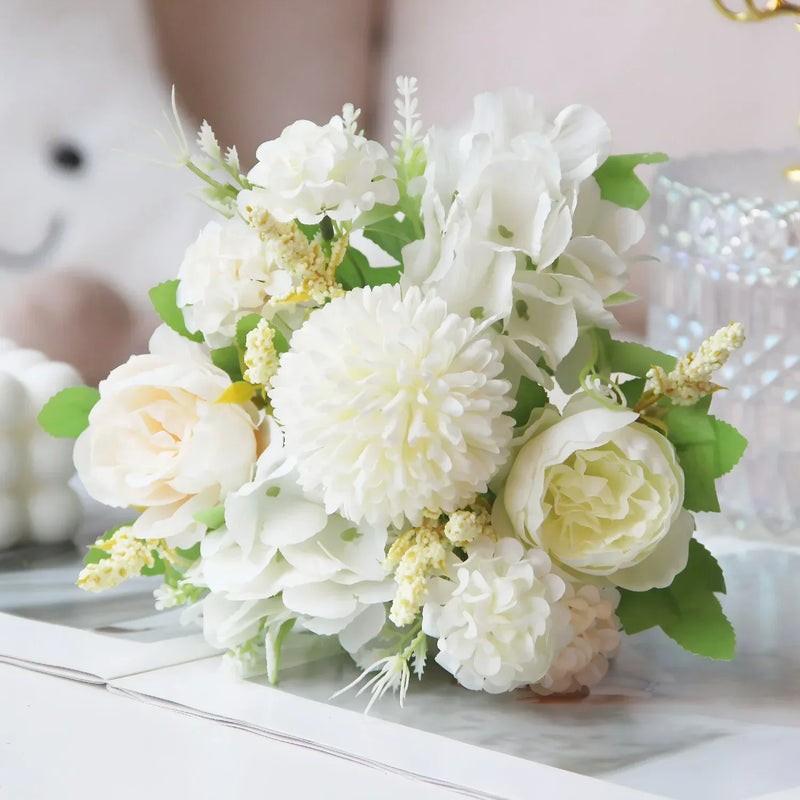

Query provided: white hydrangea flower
[238,112,399,225]
[401,89,618,382]
[422,536,571,693]
[194,438,393,654]
[176,218,294,348]
[532,580,621,696]
[270,284,515,528]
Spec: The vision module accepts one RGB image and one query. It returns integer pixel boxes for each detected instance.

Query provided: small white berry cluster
[0,340,83,549]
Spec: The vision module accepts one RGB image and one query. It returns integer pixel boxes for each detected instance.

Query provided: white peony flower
[74,325,262,509]
[422,536,571,693]
[195,439,393,652]
[239,113,399,225]
[270,284,515,528]
[176,218,294,348]
[532,580,621,696]
[499,396,693,591]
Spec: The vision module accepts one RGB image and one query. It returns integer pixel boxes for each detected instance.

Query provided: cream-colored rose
[499,397,693,591]
[74,325,261,509]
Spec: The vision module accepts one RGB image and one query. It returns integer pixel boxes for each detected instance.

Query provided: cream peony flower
[176,218,294,348]
[269,284,515,528]
[239,112,399,225]
[74,325,261,509]
[195,438,393,653]
[422,536,571,693]
[500,396,693,591]
[531,580,621,696]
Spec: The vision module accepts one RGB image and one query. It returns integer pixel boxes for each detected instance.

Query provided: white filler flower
[239,111,398,225]
[422,537,571,693]
[270,285,515,528]
[176,218,293,348]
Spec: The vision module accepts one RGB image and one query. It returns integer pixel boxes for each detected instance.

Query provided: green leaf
[618,540,734,660]
[236,313,264,351]
[619,377,646,409]
[362,214,418,262]
[295,221,320,242]
[176,542,202,561]
[603,336,677,378]
[604,290,638,306]
[511,376,548,428]
[192,504,225,531]
[148,280,204,342]
[211,345,243,383]
[711,417,748,478]
[352,203,398,230]
[336,246,401,290]
[593,152,669,210]
[38,386,100,439]
[141,550,168,577]
[663,407,747,513]
[270,324,289,355]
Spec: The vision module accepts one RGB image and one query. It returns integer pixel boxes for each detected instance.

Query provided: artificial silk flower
[239,110,399,225]
[500,396,691,590]
[270,284,515,528]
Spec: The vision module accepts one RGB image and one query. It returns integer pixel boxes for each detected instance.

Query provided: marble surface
[249,543,800,799]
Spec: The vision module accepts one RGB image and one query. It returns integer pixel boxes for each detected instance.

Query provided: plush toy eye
[49,141,86,173]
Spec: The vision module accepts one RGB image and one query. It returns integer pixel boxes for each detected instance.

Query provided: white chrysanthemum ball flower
[239,110,399,225]
[270,284,515,528]
[176,218,293,348]
[422,537,571,693]
[531,581,621,696]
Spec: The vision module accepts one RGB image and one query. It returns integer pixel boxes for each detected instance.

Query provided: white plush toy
[0,0,209,385]
[0,339,84,548]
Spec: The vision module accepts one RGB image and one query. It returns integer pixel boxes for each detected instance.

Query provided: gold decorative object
[712,0,800,181]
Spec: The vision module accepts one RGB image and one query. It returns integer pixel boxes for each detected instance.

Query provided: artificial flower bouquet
[39,78,747,708]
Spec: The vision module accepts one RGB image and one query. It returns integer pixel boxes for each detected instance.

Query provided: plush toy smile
[0,217,63,268]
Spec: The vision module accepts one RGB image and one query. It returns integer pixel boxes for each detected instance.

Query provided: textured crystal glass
[648,151,800,542]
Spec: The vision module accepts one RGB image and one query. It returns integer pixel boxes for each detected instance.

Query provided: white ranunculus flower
[500,397,693,591]
[532,579,621,696]
[176,218,294,348]
[238,113,399,225]
[422,536,571,693]
[195,440,393,652]
[74,325,262,510]
[270,284,515,528]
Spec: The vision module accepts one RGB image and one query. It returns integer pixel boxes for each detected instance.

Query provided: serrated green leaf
[192,505,225,531]
[661,593,735,660]
[674,539,726,594]
[593,152,669,210]
[38,386,100,439]
[149,280,204,342]
[362,215,418,262]
[236,313,264,351]
[295,221,319,242]
[675,440,721,513]
[605,338,677,378]
[511,376,548,428]
[710,417,748,478]
[211,346,243,383]
[336,246,401,290]
[555,333,597,394]
[618,538,734,660]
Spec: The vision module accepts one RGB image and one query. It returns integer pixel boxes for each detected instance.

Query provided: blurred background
[1,0,799,382]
